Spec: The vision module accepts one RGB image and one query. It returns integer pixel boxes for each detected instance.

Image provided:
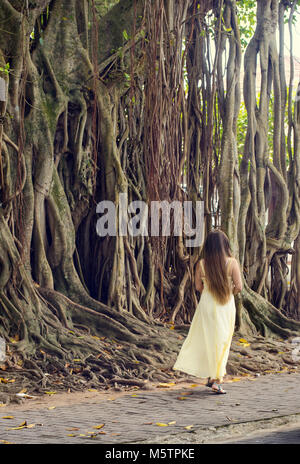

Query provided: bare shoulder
[228,256,240,271]
[231,257,240,266]
[229,256,238,264]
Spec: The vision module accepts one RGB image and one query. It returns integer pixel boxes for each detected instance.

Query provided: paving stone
[0,372,299,444]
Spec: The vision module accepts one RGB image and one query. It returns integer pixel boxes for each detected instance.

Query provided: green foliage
[122,29,129,41]
[0,62,9,75]
[236,0,256,50]
[236,100,248,163]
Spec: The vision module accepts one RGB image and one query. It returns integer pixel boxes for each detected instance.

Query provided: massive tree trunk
[0,0,299,398]
[237,0,300,333]
[0,0,188,395]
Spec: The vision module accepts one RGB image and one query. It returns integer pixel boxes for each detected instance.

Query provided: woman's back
[196,256,242,303]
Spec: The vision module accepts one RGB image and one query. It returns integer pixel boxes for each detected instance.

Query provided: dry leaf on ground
[157,382,176,388]
[93,424,105,429]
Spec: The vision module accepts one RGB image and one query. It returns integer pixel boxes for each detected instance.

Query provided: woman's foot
[211,383,226,394]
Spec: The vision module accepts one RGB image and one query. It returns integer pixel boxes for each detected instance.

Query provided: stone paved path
[0,372,299,445]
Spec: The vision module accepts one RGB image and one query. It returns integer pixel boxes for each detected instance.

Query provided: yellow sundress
[173,258,236,381]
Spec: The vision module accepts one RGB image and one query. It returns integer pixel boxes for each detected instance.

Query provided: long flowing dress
[173,258,236,381]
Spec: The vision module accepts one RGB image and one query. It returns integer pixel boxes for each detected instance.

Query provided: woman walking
[173,230,243,394]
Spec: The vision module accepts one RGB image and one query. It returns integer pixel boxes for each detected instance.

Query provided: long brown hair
[202,230,232,304]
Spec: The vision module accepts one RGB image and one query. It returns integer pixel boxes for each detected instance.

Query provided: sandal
[205,377,214,388]
[211,383,226,394]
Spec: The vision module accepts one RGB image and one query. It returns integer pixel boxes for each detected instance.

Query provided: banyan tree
[0,0,300,392]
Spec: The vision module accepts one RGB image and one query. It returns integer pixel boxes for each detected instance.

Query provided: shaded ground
[0,332,299,408]
[210,421,300,444]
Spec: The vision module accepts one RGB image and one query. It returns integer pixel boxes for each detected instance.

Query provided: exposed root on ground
[1,328,299,406]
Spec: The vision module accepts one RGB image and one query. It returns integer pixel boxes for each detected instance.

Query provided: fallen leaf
[93,424,105,430]
[66,427,80,431]
[6,421,27,431]
[143,422,153,425]
[156,422,169,427]
[0,378,15,384]
[190,384,199,388]
[48,406,56,410]
[176,396,187,400]
[2,416,14,419]
[168,421,176,425]
[184,425,194,430]
[44,391,56,395]
[16,393,35,399]
[7,427,24,431]
[157,382,176,388]
[238,338,251,347]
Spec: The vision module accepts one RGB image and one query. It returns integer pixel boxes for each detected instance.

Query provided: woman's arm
[231,258,243,294]
[195,260,204,293]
